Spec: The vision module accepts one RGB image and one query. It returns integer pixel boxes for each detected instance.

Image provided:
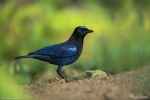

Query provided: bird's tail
[14,55,31,59]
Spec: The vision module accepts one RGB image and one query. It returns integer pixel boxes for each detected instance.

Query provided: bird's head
[72,26,93,38]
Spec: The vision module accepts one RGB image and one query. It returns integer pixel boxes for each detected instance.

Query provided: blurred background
[0,0,150,85]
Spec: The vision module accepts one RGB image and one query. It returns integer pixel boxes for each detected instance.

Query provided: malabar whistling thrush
[15,26,93,82]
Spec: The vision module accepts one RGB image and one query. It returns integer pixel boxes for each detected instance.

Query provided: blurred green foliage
[0,67,31,99]
[0,0,150,84]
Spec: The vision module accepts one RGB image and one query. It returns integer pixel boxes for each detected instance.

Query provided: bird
[14,26,93,82]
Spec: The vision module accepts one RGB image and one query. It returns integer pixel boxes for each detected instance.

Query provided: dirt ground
[22,66,150,100]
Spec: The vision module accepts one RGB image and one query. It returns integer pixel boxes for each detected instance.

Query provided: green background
[0,0,150,84]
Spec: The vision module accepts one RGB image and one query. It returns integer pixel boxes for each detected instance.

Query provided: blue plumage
[31,45,77,58]
[15,26,93,82]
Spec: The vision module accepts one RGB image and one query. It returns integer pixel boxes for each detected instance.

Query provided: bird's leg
[57,66,69,82]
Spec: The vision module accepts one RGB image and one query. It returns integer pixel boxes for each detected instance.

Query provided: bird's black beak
[87,29,94,33]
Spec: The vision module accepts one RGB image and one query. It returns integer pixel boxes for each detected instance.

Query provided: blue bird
[15,26,93,82]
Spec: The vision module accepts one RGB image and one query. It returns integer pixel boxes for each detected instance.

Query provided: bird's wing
[28,45,77,58]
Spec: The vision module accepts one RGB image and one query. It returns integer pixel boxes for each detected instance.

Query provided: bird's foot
[65,79,69,82]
